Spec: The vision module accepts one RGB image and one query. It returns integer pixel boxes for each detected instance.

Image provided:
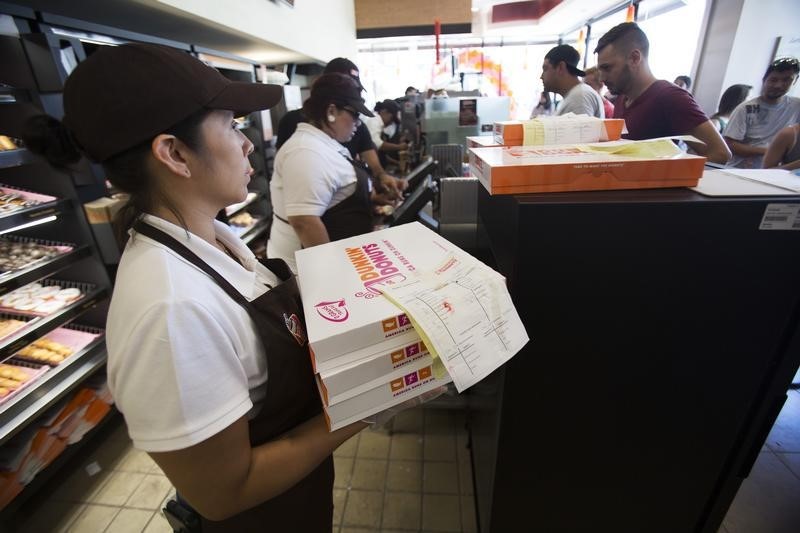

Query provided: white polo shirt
[364,115,385,149]
[558,82,605,118]
[268,122,357,272]
[107,214,279,452]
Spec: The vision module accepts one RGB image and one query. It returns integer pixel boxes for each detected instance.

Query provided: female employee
[368,98,409,167]
[23,43,433,532]
[267,73,378,273]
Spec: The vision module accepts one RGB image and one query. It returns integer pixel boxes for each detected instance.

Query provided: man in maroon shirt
[595,22,730,164]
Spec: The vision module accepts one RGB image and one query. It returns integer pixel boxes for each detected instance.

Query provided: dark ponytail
[21,115,83,170]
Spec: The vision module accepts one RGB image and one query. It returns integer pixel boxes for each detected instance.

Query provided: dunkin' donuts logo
[389,366,434,396]
[283,312,307,345]
[345,241,415,299]
[314,299,349,322]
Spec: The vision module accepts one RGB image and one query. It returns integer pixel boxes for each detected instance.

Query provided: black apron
[319,156,373,241]
[133,221,333,533]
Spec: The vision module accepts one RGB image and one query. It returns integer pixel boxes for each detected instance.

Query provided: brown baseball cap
[310,73,374,117]
[324,57,365,91]
[62,43,284,162]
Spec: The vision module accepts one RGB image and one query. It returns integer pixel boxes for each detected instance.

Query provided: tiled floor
[722,388,800,533]
[6,407,476,533]
[5,389,800,533]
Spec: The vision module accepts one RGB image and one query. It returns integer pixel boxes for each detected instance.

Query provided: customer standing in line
[595,22,731,164]
[23,43,435,532]
[540,44,605,118]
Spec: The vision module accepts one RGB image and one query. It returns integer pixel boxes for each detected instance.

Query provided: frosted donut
[54,288,82,301]
[34,299,66,314]
[33,286,61,299]
[15,297,44,311]
[17,283,42,294]
[0,293,26,307]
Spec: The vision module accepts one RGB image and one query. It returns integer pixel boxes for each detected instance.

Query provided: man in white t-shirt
[541,44,605,118]
[724,57,800,168]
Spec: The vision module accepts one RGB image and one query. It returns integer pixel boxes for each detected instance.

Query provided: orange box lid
[470,143,706,195]
[494,118,626,146]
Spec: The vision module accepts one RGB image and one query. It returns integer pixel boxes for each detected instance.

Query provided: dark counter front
[470,186,800,533]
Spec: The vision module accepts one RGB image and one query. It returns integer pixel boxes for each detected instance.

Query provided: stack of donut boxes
[296,223,454,430]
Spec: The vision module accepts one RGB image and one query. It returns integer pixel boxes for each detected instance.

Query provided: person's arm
[780,158,800,171]
[763,127,794,168]
[360,149,406,199]
[152,415,367,521]
[686,120,731,164]
[378,140,409,153]
[287,215,330,247]
[724,137,768,158]
[364,116,385,151]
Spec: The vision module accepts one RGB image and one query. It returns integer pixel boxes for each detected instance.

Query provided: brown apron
[133,221,333,533]
[319,156,374,242]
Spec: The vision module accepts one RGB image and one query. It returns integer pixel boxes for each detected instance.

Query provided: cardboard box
[469,143,706,195]
[493,121,524,146]
[83,195,126,224]
[296,223,470,368]
[318,336,432,405]
[321,363,452,430]
[466,135,502,149]
[493,119,625,146]
[310,328,419,374]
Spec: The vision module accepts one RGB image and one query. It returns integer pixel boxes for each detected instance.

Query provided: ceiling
[4,0,310,64]
[471,0,625,38]
[4,0,633,64]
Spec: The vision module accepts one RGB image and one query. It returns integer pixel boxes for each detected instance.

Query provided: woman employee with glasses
[268,73,377,273]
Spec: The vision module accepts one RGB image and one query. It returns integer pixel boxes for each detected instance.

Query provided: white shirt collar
[296,122,351,159]
[133,214,261,299]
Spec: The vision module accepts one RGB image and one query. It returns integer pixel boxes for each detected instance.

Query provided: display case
[0,5,279,512]
[0,15,112,512]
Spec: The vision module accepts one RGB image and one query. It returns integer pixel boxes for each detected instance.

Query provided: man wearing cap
[275,57,405,200]
[723,57,800,168]
[595,22,731,164]
[541,44,605,118]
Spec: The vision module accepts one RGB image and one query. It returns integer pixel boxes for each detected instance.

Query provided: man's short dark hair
[763,57,799,81]
[594,22,650,57]
[675,75,692,89]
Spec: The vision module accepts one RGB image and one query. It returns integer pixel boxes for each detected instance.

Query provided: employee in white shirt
[365,99,409,167]
[268,73,378,273]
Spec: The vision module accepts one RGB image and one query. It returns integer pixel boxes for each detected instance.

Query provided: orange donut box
[493,119,626,146]
[469,144,706,195]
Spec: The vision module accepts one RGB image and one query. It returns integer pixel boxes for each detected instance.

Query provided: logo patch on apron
[283,312,307,346]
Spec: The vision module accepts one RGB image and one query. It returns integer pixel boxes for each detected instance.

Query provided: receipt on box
[522,114,604,146]
[379,255,529,392]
